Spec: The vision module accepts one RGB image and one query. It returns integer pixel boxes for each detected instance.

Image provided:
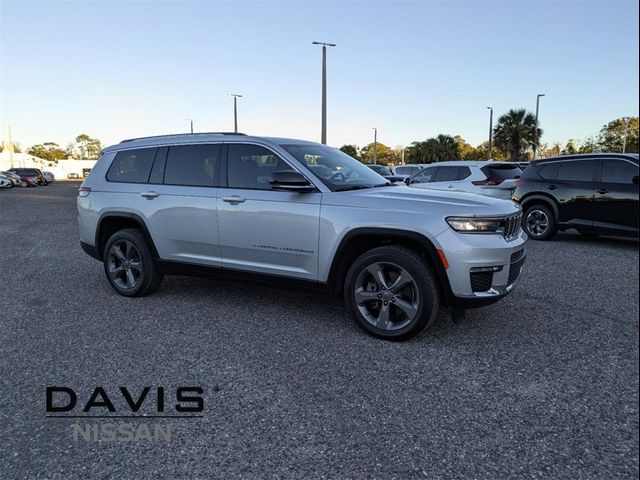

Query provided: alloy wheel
[354,262,420,331]
[526,209,549,236]
[107,240,143,291]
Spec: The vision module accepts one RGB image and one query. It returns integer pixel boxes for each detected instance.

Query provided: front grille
[470,271,493,292]
[501,212,522,240]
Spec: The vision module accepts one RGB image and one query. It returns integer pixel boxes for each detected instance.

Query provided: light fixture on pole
[373,128,378,165]
[487,106,493,159]
[229,94,243,133]
[533,93,545,160]
[312,41,336,144]
[622,116,631,153]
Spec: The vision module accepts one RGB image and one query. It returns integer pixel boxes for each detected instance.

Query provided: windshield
[282,144,389,191]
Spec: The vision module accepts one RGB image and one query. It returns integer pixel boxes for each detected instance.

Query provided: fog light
[470,265,503,273]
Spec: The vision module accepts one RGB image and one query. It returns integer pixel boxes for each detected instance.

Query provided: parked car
[406,161,523,199]
[43,171,55,183]
[392,164,428,181]
[78,133,527,340]
[0,171,26,187]
[513,153,639,240]
[0,174,12,189]
[8,168,47,185]
[67,172,80,179]
[366,164,404,183]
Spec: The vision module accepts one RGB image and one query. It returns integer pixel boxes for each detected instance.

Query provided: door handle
[222,195,246,205]
[447,185,454,189]
[547,184,557,190]
[596,188,609,195]
[140,191,159,199]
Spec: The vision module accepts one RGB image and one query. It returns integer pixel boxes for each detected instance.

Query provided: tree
[359,142,395,165]
[562,139,577,155]
[70,133,102,159]
[493,109,541,160]
[597,117,639,153]
[0,142,21,153]
[27,142,69,162]
[339,144,359,160]
[405,134,460,163]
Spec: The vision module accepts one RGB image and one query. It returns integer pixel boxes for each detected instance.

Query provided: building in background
[0,151,97,178]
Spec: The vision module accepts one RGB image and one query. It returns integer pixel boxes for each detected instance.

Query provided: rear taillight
[78,187,91,197]
[513,178,525,187]
[472,179,503,186]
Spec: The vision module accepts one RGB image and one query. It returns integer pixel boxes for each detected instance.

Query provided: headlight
[446,217,502,232]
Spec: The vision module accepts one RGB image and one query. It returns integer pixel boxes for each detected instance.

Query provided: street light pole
[622,116,631,153]
[229,94,243,133]
[533,93,545,160]
[487,106,493,159]
[312,41,336,144]
[373,128,378,165]
[186,119,193,134]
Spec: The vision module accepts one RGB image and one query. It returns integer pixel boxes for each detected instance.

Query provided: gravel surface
[1,182,638,479]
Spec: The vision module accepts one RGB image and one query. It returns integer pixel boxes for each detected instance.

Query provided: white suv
[78,133,527,340]
[406,160,523,199]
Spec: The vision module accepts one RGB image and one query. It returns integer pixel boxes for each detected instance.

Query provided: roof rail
[120,132,247,144]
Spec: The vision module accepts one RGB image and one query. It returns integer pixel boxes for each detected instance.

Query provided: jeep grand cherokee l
[78,133,527,340]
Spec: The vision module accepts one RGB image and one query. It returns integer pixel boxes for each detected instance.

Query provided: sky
[0,0,638,151]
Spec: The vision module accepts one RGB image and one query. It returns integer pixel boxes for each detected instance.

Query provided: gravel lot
[1,182,638,479]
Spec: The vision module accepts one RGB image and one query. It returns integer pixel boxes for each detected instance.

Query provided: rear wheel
[344,246,440,341]
[103,228,163,297]
[524,204,557,240]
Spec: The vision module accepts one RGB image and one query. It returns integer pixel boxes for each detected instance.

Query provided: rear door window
[106,148,157,183]
[600,159,638,184]
[556,160,596,182]
[164,144,221,187]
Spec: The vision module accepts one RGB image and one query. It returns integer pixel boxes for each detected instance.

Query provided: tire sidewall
[344,248,438,340]
[103,229,156,297]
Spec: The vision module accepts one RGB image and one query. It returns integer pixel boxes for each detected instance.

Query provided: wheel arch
[519,194,559,220]
[327,227,455,305]
[95,212,159,260]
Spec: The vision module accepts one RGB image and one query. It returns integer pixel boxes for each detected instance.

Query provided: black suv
[513,153,639,240]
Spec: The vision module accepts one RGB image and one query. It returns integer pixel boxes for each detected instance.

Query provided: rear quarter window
[106,148,157,183]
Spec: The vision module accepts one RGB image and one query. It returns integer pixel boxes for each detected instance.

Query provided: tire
[103,228,163,297]
[344,245,440,341]
[523,204,557,240]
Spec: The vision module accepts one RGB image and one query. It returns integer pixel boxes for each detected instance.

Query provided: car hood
[322,185,521,216]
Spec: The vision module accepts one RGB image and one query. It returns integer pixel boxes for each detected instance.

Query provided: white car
[0,174,12,188]
[43,171,55,183]
[406,160,523,199]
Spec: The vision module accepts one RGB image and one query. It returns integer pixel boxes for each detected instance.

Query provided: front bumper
[434,227,528,307]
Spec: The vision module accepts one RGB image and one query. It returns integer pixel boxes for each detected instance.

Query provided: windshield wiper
[373,182,395,187]
[333,185,375,192]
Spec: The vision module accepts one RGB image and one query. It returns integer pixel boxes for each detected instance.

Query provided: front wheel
[103,228,163,297]
[523,204,557,240]
[344,246,440,341]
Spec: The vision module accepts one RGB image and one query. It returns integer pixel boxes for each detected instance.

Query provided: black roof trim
[119,132,247,144]
[532,153,638,164]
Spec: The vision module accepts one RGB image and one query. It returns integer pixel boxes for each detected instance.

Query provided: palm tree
[493,109,541,160]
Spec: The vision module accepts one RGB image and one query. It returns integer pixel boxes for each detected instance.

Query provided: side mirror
[404,177,411,185]
[269,170,315,193]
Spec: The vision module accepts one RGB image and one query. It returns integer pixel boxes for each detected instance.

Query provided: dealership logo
[46,386,204,443]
